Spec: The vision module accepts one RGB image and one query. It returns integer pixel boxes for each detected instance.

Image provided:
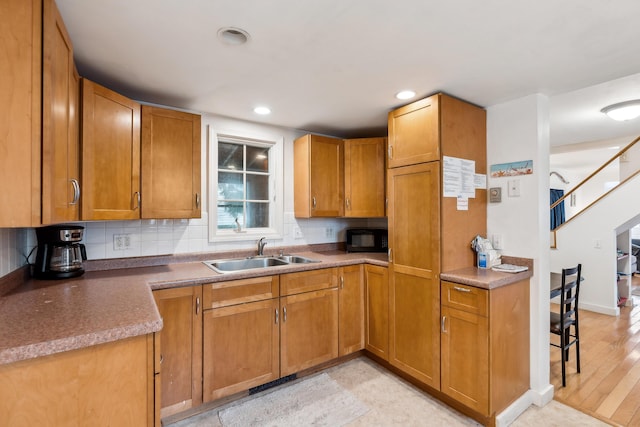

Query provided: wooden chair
[550,264,582,387]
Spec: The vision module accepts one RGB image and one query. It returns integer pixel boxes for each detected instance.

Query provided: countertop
[440,256,534,290]
[0,250,388,366]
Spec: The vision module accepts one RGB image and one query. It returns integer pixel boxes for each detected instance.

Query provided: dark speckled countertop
[0,248,388,366]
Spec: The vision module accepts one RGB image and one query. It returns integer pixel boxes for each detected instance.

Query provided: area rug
[218,372,370,427]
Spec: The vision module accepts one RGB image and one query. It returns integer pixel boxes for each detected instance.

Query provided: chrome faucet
[257,237,267,256]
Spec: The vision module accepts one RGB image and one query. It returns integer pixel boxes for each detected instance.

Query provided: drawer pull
[453,286,471,293]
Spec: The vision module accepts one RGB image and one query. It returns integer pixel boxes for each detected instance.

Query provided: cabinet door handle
[346,198,350,210]
[275,308,279,324]
[388,145,393,160]
[195,296,200,315]
[70,179,80,205]
[453,286,471,293]
[312,197,317,209]
[441,316,447,333]
[283,306,287,322]
[195,193,200,209]
[133,191,141,210]
[340,276,344,289]
[159,354,164,364]
[388,248,393,263]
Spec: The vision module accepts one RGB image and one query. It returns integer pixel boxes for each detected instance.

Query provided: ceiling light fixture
[217,27,250,45]
[253,106,271,115]
[601,100,640,121]
[396,90,416,100]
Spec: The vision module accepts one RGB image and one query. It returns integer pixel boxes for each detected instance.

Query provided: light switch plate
[508,180,520,197]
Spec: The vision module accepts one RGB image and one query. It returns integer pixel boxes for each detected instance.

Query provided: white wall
[486,94,553,415]
[551,172,640,315]
[0,228,28,277]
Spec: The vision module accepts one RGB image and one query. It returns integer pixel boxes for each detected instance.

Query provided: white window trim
[208,125,284,242]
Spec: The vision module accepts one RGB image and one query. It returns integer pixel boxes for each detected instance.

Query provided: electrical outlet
[113,234,131,250]
[293,226,303,239]
[325,227,334,238]
[492,234,503,250]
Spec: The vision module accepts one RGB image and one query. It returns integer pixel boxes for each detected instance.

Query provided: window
[209,127,283,241]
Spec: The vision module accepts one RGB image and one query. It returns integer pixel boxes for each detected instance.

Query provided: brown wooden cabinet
[386,93,486,390]
[294,134,344,217]
[81,78,141,220]
[0,335,155,426]
[387,161,442,388]
[141,106,201,219]
[338,265,364,356]
[364,264,389,360]
[280,268,339,376]
[440,280,530,418]
[387,96,439,168]
[202,276,280,402]
[153,286,202,419]
[41,0,80,223]
[344,137,386,217]
[0,0,42,226]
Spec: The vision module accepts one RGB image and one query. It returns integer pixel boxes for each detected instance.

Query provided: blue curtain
[550,189,565,230]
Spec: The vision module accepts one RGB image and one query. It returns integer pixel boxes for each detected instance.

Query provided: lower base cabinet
[0,335,155,426]
[153,286,202,418]
[364,264,388,359]
[440,280,530,418]
[203,298,280,401]
[339,265,365,355]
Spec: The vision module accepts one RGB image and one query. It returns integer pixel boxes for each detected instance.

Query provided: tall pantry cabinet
[386,93,486,389]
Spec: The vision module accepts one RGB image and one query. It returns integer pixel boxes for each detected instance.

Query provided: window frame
[208,126,284,242]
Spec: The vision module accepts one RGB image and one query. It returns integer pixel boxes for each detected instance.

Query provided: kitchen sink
[203,255,320,273]
[275,255,321,264]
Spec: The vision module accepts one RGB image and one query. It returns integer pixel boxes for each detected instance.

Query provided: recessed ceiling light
[217,27,250,45]
[396,90,416,100]
[601,100,640,121]
[254,106,271,115]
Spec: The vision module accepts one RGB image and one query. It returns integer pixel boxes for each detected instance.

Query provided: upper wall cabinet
[81,78,141,220]
[42,0,80,224]
[0,0,42,227]
[387,96,439,168]
[294,134,344,218]
[141,106,201,219]
[344,137,386,218]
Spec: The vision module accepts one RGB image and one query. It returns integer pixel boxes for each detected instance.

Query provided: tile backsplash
[4,213,386,277]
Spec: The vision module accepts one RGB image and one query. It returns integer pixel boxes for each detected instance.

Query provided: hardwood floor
[551,277,640,426]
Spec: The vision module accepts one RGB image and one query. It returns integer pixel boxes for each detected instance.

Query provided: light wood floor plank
[550,278,640,426]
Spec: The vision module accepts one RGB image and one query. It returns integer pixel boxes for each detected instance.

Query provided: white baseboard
[496,385,554,427]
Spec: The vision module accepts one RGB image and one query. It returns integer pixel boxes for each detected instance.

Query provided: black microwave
[346,228,388,253]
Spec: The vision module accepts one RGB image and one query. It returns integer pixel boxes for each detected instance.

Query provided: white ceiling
[56,0,640,145]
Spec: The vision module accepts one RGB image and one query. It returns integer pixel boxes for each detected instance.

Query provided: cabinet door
[338,265,364,356]
[364,264,389,360]
[141,106,201,219]
[41,0,79,224]
[0,0,41,226]
[441,305,489,414]
[153,286,202,419]
[387,95,439,168]
[387,162,441,388]
[281,288,339,376]
[203,298,279,401]
[344,138,386,217]
[293,134,344,217]
[81,78,141,220]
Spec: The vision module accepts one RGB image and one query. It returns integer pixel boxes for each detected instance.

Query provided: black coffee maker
[34,225,87,279]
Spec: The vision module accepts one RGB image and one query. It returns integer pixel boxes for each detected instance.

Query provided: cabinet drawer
[441,281,488,316]
[280,268,337,296]
[203,276,279,309]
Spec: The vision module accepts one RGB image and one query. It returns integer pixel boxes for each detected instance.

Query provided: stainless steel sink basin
[276,255,321,264]
[203,254,321,273]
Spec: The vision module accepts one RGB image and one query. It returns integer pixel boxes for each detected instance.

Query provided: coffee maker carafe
[34,225,87,279]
